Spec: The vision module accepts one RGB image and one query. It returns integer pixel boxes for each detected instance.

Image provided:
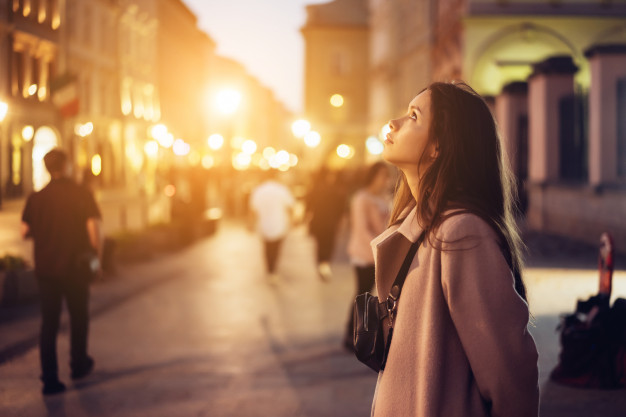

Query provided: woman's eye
[410,112,418,120]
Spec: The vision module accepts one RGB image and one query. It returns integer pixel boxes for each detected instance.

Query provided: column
[584,44,626,187]
[527,56,577,184]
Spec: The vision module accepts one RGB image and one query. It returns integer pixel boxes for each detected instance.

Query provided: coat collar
[371,205,424,298]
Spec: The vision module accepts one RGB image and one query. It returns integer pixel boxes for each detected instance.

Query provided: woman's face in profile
[383,90,436,173]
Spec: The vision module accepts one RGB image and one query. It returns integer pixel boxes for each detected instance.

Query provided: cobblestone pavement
[0,221,625,416]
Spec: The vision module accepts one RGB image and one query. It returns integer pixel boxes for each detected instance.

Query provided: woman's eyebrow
[409,105,422,113]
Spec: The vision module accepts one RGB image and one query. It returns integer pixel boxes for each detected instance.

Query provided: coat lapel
[371,206,424,299]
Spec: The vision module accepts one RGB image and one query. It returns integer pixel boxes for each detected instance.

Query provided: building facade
[301,0,370,168]
[362,0,626,246]
[0,0,63,198]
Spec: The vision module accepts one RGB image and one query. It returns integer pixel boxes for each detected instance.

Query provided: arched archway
[468,23,584,96]
[32,126,59,191]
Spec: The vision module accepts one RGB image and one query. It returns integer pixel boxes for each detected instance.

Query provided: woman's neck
[403,168,421,201]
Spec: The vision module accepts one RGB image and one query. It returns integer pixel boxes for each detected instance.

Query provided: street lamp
[330,94,344,108]
[366,136,384,156]
[0,101,8,122]
[208,134,224,150]
[304,131,321,148]
[215,89,241,115]
[291,119,311,138]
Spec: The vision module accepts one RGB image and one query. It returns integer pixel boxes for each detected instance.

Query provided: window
[330,50,350,76]
[11,50,25,97]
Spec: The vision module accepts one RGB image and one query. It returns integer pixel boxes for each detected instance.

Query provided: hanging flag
[51,73,79,118]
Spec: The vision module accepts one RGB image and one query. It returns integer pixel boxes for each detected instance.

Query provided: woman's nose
[388,120,396,131]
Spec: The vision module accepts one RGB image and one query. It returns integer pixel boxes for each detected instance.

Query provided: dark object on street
[550,232,626,389]
[42,379,66,395]
[353,233,423,372]
[71,355,94,380]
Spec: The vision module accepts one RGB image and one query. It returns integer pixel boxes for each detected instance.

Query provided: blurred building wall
[362,0,626,245]
[0,0,62,198]
[301,0,370,169]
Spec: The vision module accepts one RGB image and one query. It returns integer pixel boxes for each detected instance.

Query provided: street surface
[1,220,625,416]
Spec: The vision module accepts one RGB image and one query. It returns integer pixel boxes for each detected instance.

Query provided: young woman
[344,161,391,349]
[370,82,539,416]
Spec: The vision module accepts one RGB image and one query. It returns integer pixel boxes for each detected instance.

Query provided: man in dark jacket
[21,149,102,395]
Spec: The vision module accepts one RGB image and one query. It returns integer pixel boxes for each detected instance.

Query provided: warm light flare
[233,152,252,170]
[22,125,34,141]
[0,101,8,122]
[304,131,321,148]
[330,94,344,108]
[173,139,190,156]
[144,140,159,158]
[242,139,257,155]
[28,84,38,96]
[75,122,94,138]
[337,144,355,159]
[366,136,384,155]
[150,124,168,140]
[381,123,391,138]
[208,134,224,150]
[91,154,102,176]
[262,147,276,159]
[164,184,176,198]
[291,119,311,138]
[215,89,241,115]
[202,155,215,169]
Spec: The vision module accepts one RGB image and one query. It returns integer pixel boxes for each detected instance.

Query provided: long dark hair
[389,81,528,301]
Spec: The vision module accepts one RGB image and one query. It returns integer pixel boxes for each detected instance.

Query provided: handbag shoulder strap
[390,231,426,297]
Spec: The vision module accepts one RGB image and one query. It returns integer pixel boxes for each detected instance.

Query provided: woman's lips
[385,134,394,144]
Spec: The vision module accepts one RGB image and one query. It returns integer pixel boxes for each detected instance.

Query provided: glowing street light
[304,131,321,148]
[22,125,34,142]
[233,152,252,170]
[0,101,8,122]
[330,94,344,108]
[159,132,174,148]
[208,134,224,150]
[202,155,215,169]
[291,119,311,138]
[381,123,391,139]
[337,144,355,159]
[262,147,276,159]
[144,140,159,158]
[173,139,190,156]
[275,150,290,165]
[150,124,168,141]
[74,122,94,138]
[215,89,241,115]
[366,136,384,155]
[91,154,102,176]
[242,139,257,155]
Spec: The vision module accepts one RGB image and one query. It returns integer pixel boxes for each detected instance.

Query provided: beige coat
[371,207,539,417]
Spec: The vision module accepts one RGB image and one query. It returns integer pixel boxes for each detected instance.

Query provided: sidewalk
[0,220,625,416]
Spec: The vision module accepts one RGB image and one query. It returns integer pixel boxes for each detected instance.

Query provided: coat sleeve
[440,215,539,417]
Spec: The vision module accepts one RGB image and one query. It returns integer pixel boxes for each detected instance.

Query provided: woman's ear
[430,145,439,160]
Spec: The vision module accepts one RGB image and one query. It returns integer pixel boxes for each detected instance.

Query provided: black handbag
[352,233,424,372]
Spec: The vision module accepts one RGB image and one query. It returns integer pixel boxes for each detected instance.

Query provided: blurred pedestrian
[343,162,391,350]
[368,82,538,416]
[21,149,102,395]
[249,169,295,284]
[305,167,347,281]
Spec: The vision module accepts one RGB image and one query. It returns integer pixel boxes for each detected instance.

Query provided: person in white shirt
[249,170,295,283]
